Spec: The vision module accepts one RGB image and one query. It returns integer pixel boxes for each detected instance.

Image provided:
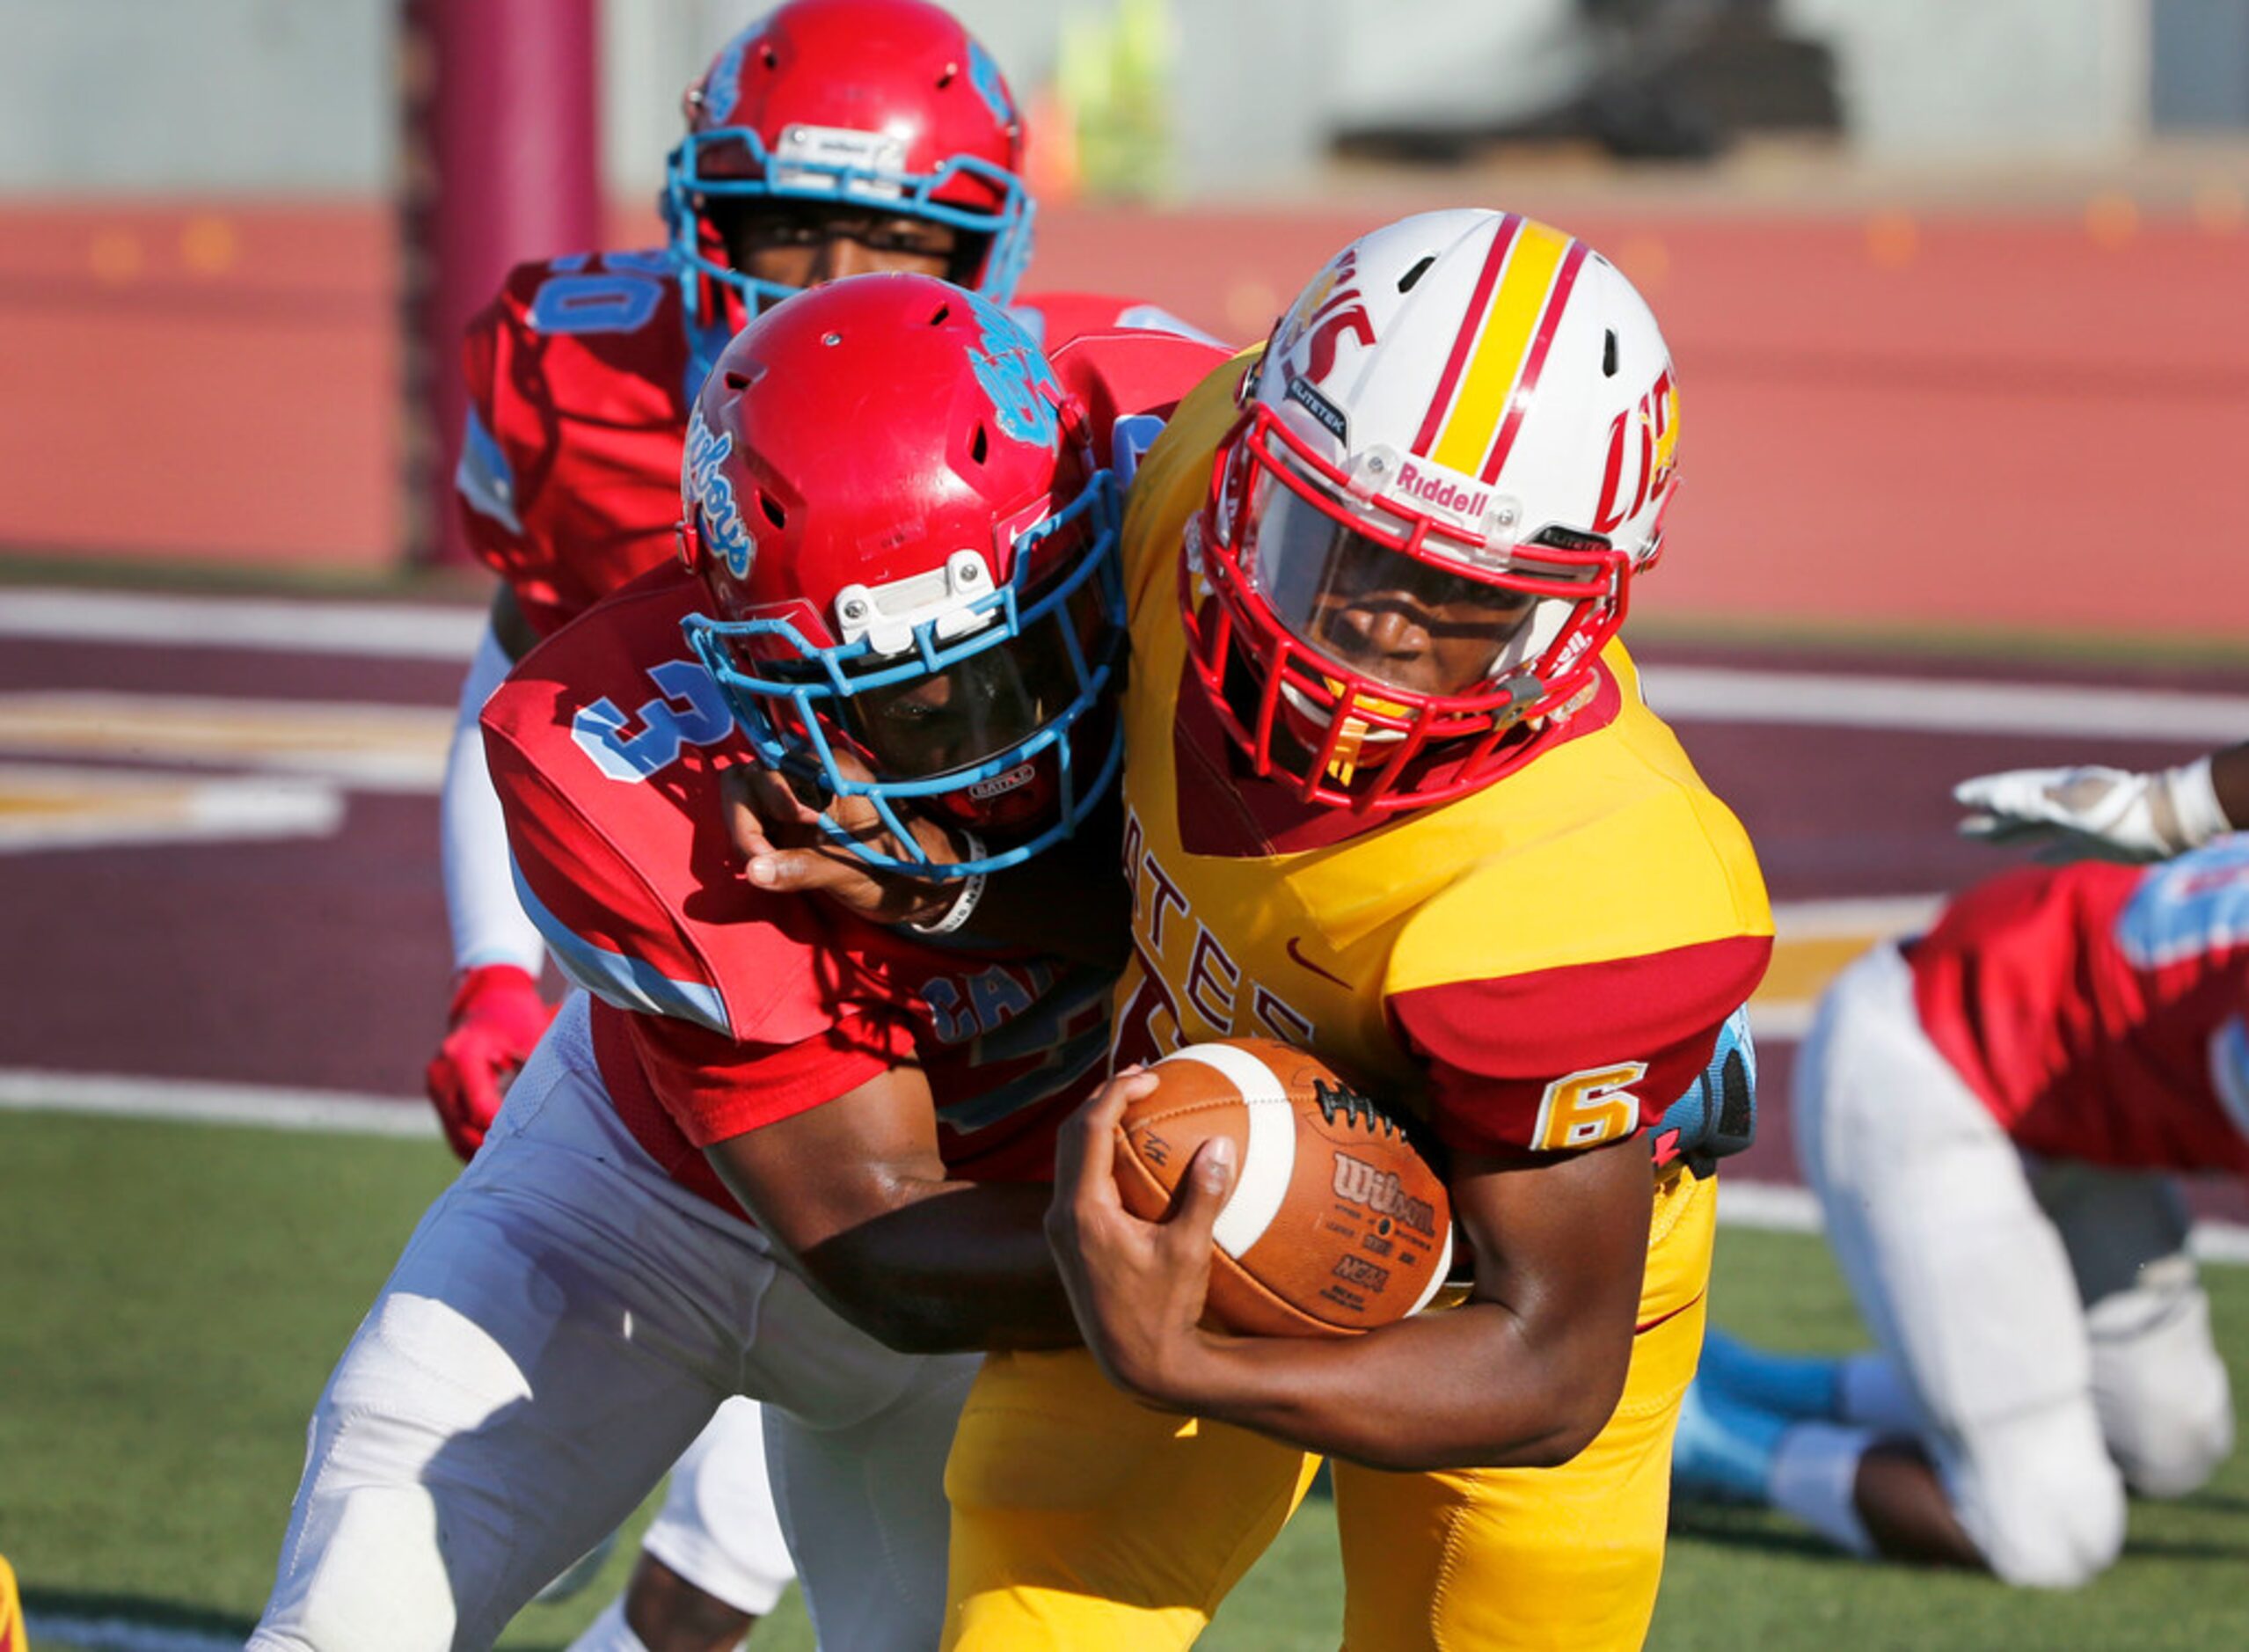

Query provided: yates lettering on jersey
[1111,803,1316,1065]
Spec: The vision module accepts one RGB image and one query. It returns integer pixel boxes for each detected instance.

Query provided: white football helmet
[1187,208,1679,811]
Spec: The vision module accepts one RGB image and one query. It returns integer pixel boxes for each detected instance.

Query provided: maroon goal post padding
[399,0,602,565]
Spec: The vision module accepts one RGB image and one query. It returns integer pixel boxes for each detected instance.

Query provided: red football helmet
[677,273,1122,877]
[666,0,1033,333]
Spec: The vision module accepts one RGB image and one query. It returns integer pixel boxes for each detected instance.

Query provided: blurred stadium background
[3,2,2248,1648]
[1,0,2244,632]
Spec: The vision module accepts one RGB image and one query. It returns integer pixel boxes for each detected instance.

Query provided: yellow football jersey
[1112,352,1772,1157]
[946,353,1757,1652]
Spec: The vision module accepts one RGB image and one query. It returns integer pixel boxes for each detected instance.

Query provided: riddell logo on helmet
[1392,459,1489,522]
[1331,1152,1437,1238]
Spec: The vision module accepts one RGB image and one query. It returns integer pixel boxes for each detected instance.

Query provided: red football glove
[425,963,556,1162]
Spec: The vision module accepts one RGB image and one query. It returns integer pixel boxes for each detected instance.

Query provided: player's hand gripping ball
[1115,1039,1454,1337]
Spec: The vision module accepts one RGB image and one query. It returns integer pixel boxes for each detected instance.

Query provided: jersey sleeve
[1390,937,1771,1158]
[482,685,842,1050]
[1384,756,1773,1159]
[1017,290,1227,351]
[618,991,914,1149]
[455,252,688,638]
[456,272,550,608]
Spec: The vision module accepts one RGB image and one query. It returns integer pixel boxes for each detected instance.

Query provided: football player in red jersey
[421,5,1215,1643]
[251,276,1227,1652]
[432,0,1210,1195]
[1676,835,2247,1585]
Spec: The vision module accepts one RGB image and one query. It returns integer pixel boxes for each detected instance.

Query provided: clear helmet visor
[1239,469,1538,700]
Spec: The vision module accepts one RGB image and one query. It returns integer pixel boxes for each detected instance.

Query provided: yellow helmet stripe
[1428,220,1574,479]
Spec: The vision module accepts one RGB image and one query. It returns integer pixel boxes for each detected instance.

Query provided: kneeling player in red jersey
[420,5,1214,1643]
[1676,838,2245,1585]
[250,275,1227,1652]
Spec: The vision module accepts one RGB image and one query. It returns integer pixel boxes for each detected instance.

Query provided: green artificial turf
[3,1111,2244,1649]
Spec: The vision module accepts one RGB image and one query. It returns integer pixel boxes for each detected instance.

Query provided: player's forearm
[441,625,546,975]
[1141,1302,1626,1473]
[792,1179,1081,1356]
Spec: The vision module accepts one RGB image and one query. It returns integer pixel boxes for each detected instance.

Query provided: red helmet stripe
[1478,236,1589,485]
[1409,214,1521,458]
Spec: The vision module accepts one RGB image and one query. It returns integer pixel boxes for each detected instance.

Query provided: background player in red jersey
[249,276,1225,1652]
[421,6,1214,1643]
[1674,837,2245,1585]
[432,0,1210,1166]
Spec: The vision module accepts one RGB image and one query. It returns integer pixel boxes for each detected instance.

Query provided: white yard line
[0,1069,438,1139]
[8,1067,2246,1261]
[7,587,2249,740]
[1720,1176,2249,1265]
[1771,894,1947,939]
[0,764,344,853]
[1639,664,2249,743]
[0,691,451,792]
[0,588,482,659]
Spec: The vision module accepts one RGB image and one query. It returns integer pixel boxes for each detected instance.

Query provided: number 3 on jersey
[1532,1062,1647,1151]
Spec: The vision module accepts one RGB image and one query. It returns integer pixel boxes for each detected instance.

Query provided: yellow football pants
[944,1166,1713,1652]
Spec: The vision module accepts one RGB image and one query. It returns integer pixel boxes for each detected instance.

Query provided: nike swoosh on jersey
[1284,934,1351,989]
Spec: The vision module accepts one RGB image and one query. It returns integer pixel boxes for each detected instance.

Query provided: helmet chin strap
[1303,671,1546,792]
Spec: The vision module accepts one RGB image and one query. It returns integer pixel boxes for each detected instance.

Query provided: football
[1114,1038,1455,1339]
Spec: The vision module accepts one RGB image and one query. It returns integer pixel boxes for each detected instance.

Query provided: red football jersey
[456,248,1218,638]
[1909,839,2249,1177]
[481,329,1230,1217]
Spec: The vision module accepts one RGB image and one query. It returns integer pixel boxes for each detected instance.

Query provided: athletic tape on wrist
[908,831,989,935]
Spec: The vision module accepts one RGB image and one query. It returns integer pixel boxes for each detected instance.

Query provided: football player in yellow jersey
[930,208,1772,1651]
[730,209,1772,1648]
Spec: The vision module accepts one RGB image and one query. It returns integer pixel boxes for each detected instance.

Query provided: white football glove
[1953,757,2231,863]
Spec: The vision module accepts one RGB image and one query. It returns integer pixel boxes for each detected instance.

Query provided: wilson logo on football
[1331,1151,1438,1238]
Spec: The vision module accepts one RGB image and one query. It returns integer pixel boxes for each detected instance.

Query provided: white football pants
[248,992,976,1651]
[639,1398,795,1615]
[1794,942,2233,1587]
